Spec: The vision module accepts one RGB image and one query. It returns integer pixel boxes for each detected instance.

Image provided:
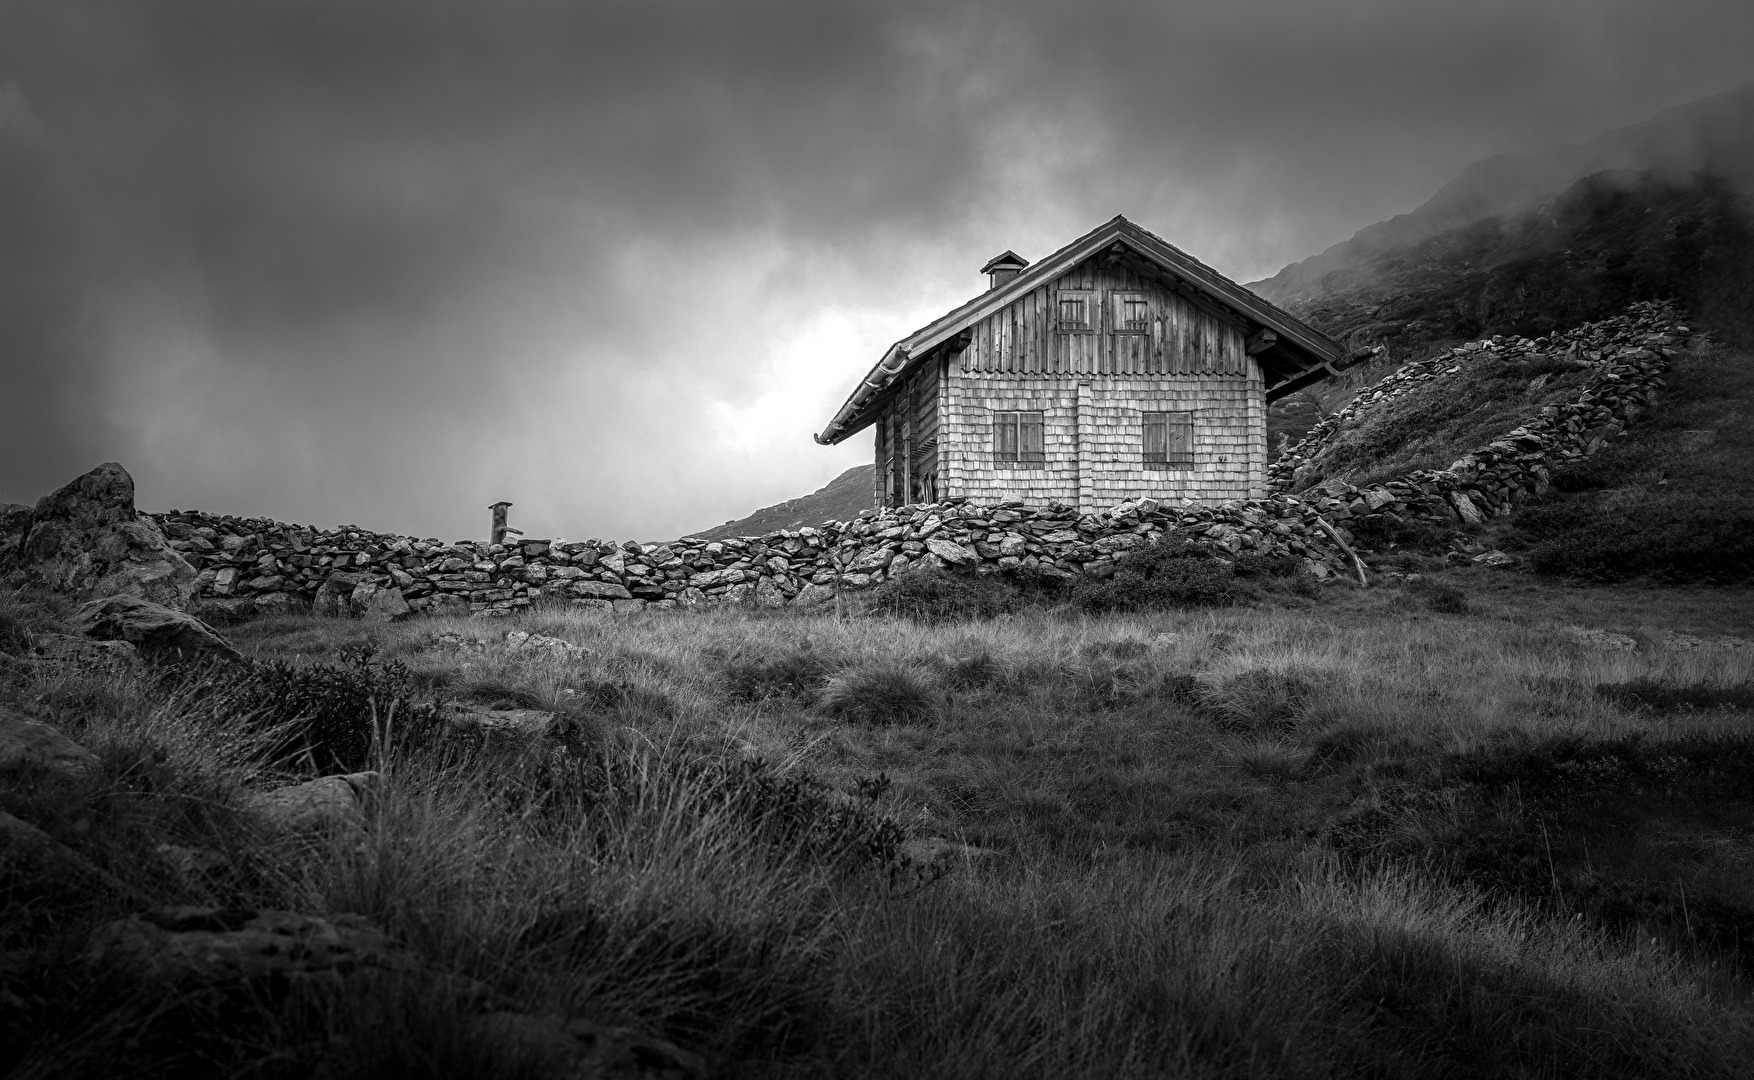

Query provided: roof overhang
[814,215,1346,444]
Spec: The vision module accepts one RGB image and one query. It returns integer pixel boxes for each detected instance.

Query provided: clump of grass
[1231,739,1311,779]
[867,568,1020,622]
[934,642,1004,690]
[818,660,944,726]
[1407,576,1471,614]
[714,643,837,703]
[1079,638,1151,660]
[1199,668,1320,732]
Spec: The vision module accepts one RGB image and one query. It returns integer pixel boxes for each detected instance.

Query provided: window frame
[992,409,1047,468]
[1142,410,1195,470]
[1055,290,1098,335]
[1111,292,1151,335]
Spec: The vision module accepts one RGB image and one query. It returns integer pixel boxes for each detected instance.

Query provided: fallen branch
[1314,516,1370,587]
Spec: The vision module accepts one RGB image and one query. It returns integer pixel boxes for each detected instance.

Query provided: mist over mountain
[1249,80,1754,312]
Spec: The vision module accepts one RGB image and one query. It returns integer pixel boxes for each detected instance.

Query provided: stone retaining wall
[154,300,1687,619]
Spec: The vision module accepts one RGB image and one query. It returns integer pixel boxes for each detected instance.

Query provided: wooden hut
[814,216,1349,511]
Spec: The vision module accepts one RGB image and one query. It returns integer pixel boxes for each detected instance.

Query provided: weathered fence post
[489,501,513,545]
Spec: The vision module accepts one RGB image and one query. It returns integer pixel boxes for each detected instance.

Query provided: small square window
[1143,411,1194,469]
[1056,291,1095,333]
[1113,294,1150,333]
[994,410,1046,466]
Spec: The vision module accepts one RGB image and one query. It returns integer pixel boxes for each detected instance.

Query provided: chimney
[979,250,1029,291]
[488,501,513,545]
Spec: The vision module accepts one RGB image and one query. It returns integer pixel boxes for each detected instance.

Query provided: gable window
[1056,291,1095,333]
[1112,292,1150,333]
[1142,411,1194,469]
[993,410,1046,467]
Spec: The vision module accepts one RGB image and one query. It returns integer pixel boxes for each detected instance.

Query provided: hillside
[683,465,872,540]
[1250,79,1754,309]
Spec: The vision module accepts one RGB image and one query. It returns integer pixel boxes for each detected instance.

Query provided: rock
[1564,626,1637,651]
[312,572,364,617]
[69,594,240,662]
[357,584,410,622]
[442,703,554,737]
[686,567,745,590]
[572,580,634,601]
[1470,550,1517,568]
[0,708,101,781]
[791,582,838,607]
[753,576,786,608]
[0,503,30,558]
[252,772,378,832]
[1448,491,1485,525]
[925,537,973,565]
[1661,631,1752,650]
[85,907,421,989]
[0,808,117,884]
[5,463,196,608]
[900,836,995,867]
[26,633,139,672]
[475,1011,708,1080]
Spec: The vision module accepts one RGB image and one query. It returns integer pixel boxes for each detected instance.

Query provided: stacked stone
[151,300,1688,616]
[1268,300,1685,492]
[154,492,1369,618]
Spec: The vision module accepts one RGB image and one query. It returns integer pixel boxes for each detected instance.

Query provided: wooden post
[489,501,513,545]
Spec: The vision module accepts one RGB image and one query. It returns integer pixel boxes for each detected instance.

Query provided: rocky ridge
[134,301,1683,619]
[1267,300,1682,522]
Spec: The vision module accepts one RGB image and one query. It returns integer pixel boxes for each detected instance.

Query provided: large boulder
[0,708,100,782]
[252,771,378,832]
[5,464,196,608]
[0,503,30,559]
[70,594,240,662]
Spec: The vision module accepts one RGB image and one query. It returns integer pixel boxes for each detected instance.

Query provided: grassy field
[5,571,1754,1078]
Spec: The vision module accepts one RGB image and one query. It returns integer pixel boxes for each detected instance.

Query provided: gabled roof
[815,215,1348,445]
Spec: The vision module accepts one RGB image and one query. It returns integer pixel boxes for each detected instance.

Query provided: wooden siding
[870,358,947,507]
[958,256,1249,379]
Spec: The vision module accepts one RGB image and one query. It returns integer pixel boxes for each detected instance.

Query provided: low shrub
[1070,541,1244,612]
[866,568,1019,622]
[818,660,944,725]
[164,645,440,774]
[1519,499,1754,583]
[1548,443,1648,492]
[1232,552,1301,579]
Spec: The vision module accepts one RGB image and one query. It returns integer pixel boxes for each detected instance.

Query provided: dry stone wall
[152,301,1686,619]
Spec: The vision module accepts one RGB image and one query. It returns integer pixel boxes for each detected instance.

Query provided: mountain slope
[683,465,872,540]
[1250,80,1754,309]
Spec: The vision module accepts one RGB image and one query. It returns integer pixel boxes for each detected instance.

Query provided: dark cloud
[1,0,1749,538]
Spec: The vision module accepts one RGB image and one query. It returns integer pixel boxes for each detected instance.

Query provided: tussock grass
[6,590,1754,1076]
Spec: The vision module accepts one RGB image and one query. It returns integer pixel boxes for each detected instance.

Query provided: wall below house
[941,370,1267,512]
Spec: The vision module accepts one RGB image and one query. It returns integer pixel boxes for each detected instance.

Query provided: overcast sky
[2,0,1750,541]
